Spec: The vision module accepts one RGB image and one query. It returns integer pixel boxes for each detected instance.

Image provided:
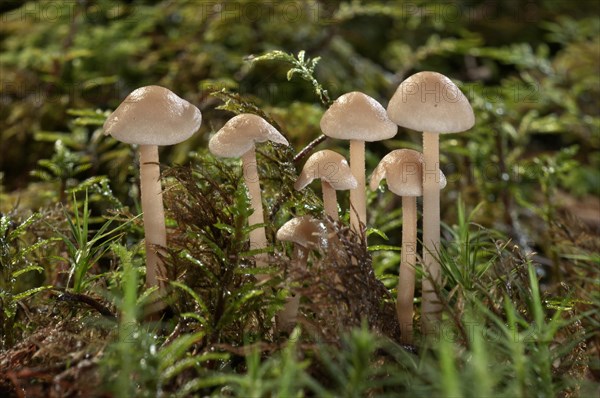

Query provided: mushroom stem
[421,131,442,333]
[241,148,269,269]
[322,181,339,221]
[398,195,417,344]
[139,144,167,291]
[349,139,366,234]
[277,245,307,330]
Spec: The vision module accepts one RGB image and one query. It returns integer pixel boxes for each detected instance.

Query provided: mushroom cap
[209,114,289,158]
[103,85,202,145]
[387,71,474,134]
[320,92,398,142]
[294,150,358,191]
[370,149,446,196]
[276,215,327,249]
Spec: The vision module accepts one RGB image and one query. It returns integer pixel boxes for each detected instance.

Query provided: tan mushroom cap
[209,114,288,158]
[370,149,446,196]
[276,215,327,250]
[387,71,474,134]
[294,150,358,191]
[320,92,398,141]
[103,85,202,146]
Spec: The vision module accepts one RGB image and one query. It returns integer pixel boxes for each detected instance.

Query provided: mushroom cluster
[104,70,474,341]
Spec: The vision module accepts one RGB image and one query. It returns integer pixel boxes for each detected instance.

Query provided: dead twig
[50,289,117,320]
[293,134,327,164]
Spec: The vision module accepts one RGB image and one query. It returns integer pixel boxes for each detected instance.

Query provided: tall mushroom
[104,85,202,294]
[320,92,397,234]
[294,150,357,221]
[387,72,474,333]
[276,216,327,330]
[370,149,446,344]
[208,114,289,272]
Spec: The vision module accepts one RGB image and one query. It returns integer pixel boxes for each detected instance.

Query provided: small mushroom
[276,216,326,330]
[104,86,202,294]
[294,150,357,221]
[320,92,397,234]
[209,114,289,272]
[370,149,446,344]
[387,71,474,333]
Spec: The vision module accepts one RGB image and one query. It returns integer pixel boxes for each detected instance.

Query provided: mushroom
[320,92,397,234]
[294,150,357,221]
[103,85,202,293]
[276,215,326,330]
[208,114,289,272]
[387,72,474,332]
[370,149,446,344]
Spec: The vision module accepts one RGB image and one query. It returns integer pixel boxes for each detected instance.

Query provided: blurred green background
[1,0,599,242]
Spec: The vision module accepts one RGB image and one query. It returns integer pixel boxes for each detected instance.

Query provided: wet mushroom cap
[209,114,289,158]
[387,72,474,134]
[320,92,398,141]
[370,149,447,196]
[276,216,327,250]
[294,150,358,191]
[103,85,202,145]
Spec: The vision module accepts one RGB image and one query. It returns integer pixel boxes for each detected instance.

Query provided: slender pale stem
[139,145,167,292]
[322,181,338,221]
[349,139,366,234]
[241,149,269,271]
[421,131,442,334]
[277,245,307,331]
[398,195,417,345]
